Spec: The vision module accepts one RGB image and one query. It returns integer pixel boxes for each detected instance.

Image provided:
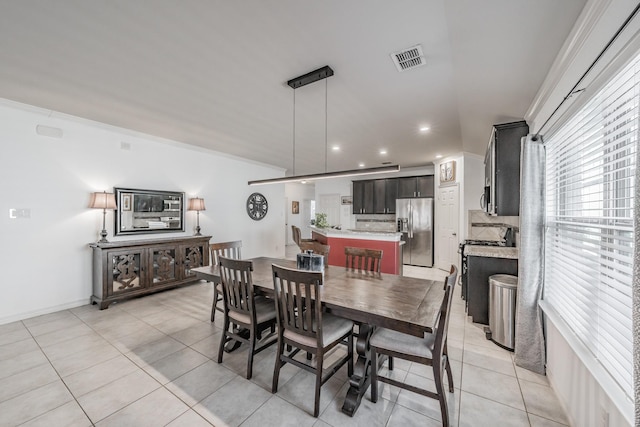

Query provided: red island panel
[312,232,401,275]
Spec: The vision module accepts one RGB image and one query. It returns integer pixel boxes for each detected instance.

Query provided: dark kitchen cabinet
[397,176,434,198]
[353,180,374,214]
[354,175,433,214]
[373,179,398,214]
[485,121,529,216]
[466,255,518,324]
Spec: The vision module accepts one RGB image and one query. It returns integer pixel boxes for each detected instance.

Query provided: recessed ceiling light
[435,154,442,159]
[301,180,307,184]
[379,149,387,155]
[420,126,430,132]
[332,145,340,151]
[359,163,365,168]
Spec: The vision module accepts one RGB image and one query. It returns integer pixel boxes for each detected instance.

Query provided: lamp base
[98,229,109,243]
[194,225,202,236]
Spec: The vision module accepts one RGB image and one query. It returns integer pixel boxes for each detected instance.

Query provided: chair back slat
[210,241,242,266]
[433,265,458,363]
[344,247,383,273]
[272,264,323,343]
[219,257,255,323]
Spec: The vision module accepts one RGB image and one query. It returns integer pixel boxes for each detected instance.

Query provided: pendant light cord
[293,88,296,176]
[325,78,328,173]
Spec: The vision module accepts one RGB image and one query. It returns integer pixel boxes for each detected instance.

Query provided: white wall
[0,99,285,324]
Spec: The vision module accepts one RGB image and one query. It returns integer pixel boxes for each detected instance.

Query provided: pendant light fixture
[248,66,399,186]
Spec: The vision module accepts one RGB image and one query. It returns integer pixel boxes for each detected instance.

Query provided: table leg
[342,323,374,416]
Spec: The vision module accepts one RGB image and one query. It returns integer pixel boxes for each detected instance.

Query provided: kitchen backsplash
[468,210,519,245]
[355,215,397,232]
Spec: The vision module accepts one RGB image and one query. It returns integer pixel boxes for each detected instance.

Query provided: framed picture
[122,194,131,211]
[439,161,456,183]
[292,201,299,214]
[341,196,352,205]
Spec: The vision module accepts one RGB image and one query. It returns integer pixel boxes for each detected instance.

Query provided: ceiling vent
[390,45,425,72]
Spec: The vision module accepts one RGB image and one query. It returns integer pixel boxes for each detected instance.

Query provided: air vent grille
[390,45,425,72]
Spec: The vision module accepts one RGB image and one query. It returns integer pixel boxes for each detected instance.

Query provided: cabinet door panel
[397,178,417,198]
[362,181,374,213]
[417,176,434,198]
[151,246,178,285]
[373,179,386,213]
[353,181,365,214]
[385,179,398,213]
[107,249,145,295]
[180,243,208,279]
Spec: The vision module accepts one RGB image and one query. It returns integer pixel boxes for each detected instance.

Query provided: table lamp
[188,197,206,236]
[89,191,117,243]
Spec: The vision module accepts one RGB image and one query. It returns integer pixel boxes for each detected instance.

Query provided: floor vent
[390,45,425,72]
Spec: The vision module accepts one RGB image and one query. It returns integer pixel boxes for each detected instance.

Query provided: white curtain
[514,134,546,374]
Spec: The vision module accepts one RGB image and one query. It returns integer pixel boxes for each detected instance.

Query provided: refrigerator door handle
[408,204,413,238]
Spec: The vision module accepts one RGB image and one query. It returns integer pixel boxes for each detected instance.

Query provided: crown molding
[525,0,612,131]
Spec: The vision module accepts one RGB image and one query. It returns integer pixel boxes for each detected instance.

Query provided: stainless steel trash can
[487,274,518,351]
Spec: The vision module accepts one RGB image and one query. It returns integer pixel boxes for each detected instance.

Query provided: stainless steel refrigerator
[396,198,433,267]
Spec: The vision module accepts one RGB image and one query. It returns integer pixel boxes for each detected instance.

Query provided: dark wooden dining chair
[344,246,383,273]
[298,241,330,266]
[370,265,458,427]
[217,257,277,379]
[209,241,243,322]
[271,264,354,417]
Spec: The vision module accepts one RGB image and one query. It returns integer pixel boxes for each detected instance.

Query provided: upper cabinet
[484,121,529,216]
[373,179,398,214]
[353,180,375,214]
[353,175,432,215]
[397,176,434,198]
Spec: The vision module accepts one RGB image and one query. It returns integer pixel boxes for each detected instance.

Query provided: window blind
[544,52,638,399]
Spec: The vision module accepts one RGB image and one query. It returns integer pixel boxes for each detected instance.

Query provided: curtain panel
[515,134,546,374]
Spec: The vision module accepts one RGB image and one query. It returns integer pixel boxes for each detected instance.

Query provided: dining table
[192,256,445,417]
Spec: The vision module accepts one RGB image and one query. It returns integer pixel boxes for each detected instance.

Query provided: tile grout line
[15,313,97,427]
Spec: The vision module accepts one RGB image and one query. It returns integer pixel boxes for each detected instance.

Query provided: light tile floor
[0,246,569,426]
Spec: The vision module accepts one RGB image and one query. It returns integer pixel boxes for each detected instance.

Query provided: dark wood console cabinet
[90,235,211,309]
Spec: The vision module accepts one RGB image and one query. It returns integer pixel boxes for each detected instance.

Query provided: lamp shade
[89,191,117,209]
[188,197,206,211]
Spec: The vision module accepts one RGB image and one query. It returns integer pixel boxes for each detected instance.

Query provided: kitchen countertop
[310,226,402,242]
[464,245,518,259]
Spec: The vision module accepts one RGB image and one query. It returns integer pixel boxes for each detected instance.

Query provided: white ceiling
[0,1,586,175]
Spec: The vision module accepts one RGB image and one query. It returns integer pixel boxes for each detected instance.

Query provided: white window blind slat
[544,52,637,401]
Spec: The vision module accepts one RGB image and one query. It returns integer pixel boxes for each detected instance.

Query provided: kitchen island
[310,226,403,275]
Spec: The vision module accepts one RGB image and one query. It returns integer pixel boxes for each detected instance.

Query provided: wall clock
[246,192,268,220]
[439,160,456,184]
